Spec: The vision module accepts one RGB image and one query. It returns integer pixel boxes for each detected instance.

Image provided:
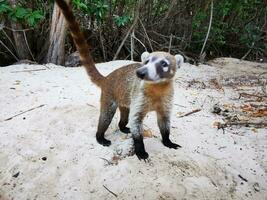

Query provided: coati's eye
[160,60,168,67]
[144,59,149,64]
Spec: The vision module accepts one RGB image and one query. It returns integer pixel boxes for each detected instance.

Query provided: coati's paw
[96,137,111,146]
[135,150,149,160]
[133,137,149,160]
[120,127,131,134]
[163,140,181,149]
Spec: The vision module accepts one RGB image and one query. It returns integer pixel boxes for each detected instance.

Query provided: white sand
[0,58,266,200]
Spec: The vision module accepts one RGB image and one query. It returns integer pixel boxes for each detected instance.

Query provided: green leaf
[27,16,35,26]
[0,3,11,14]
[31,10,44,19]
[15,7,28,19]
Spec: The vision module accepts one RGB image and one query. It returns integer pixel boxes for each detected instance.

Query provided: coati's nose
[136,68,147,79]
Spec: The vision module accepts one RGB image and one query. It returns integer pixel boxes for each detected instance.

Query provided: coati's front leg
[118,106,130,133]
[132,124,148,160]
[96,96,117,146]
[129,103,148,160]
[157,111,181,149]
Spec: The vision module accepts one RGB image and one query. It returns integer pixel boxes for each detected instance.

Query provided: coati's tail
[55,0,105,87]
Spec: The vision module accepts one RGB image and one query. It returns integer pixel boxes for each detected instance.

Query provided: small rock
[65,51,81,67]
[12,172,20,178]
[42,157,47,161]
[212,104,221,114]
[253,182,260,192]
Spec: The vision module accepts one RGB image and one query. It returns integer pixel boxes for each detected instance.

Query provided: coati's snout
[136,67,148,79]
[137,51,184,82]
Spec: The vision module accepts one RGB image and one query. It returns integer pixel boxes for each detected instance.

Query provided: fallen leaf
[252,108,267,117]
[241,104,254,112]
[190,92,198,96]
[213,121,221,128]
[176,112,183,117]
[143,130,153,138]
[209,78,224,91]
[251,128,258,133]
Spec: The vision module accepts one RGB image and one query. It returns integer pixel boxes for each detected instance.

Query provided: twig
[1,29,16,51]
[199,0,213,61]
[132,33,147,51]
[11,69,47,73]
[4,25,33,32]
[23,30,35,61]
[86,103,95,108]
[238,174,248,182]
[241,42,255,60]
[178,109,201,118]
[139,19,153,51]
[99,157,113,165]
[99,28,107,61]
[174,103,186,108]
[239,92,267,99]
[0,39,19,61]
[3,104,45,121]
[168,34,173,53]
[131,30,135,60]
[103,185,118,197]
[113,1,140,60]
[218,121,267,129]
[241,49,252,60]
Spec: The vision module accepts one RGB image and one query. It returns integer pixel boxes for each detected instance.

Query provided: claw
[96,137,111,146]
[163,139,181,149]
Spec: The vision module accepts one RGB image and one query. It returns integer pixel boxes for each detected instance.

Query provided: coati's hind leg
[96,95,117,146]
[157,111,181,149]
[119,106,130,133]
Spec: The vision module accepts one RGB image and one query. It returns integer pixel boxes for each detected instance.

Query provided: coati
[55,0,184,160]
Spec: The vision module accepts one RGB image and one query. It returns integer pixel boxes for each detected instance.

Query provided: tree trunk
[45,0,70,65]
[8,0,31,60]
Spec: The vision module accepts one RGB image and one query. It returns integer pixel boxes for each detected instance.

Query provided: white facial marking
[162,59,170,72]
[163,66,168,72]
[145,57,160,81]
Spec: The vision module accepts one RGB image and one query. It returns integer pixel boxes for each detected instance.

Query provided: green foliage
[191,0,266,57]
[0,0,44,27]
[73,0,109,22]
[0,0,265,64]
[72,0,88,11]
[114,15,131,27]
[0,0,11,14]
[73,0,132,26]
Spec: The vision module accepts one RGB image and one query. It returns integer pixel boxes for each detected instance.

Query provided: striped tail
[55,0,105,87]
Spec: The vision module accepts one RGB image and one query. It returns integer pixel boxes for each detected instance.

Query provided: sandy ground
[0,58,266,200]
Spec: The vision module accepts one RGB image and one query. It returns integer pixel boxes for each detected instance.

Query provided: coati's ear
[141,52,150,62]
[174,54,184,68]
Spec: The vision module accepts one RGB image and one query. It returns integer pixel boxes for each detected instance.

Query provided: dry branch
[0,39,19,61]
[178,109,201,118]
[239,92,267,99]
[23,30,35,61]
[131,30,135,60]
[3,104,45,121]
[103,185,118,197]
[199,0,213,60]
[11,69,47,73]
[113,1,140,61]
[217,121,267,129]
[168,34,173,53]
[139,19,153,51]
